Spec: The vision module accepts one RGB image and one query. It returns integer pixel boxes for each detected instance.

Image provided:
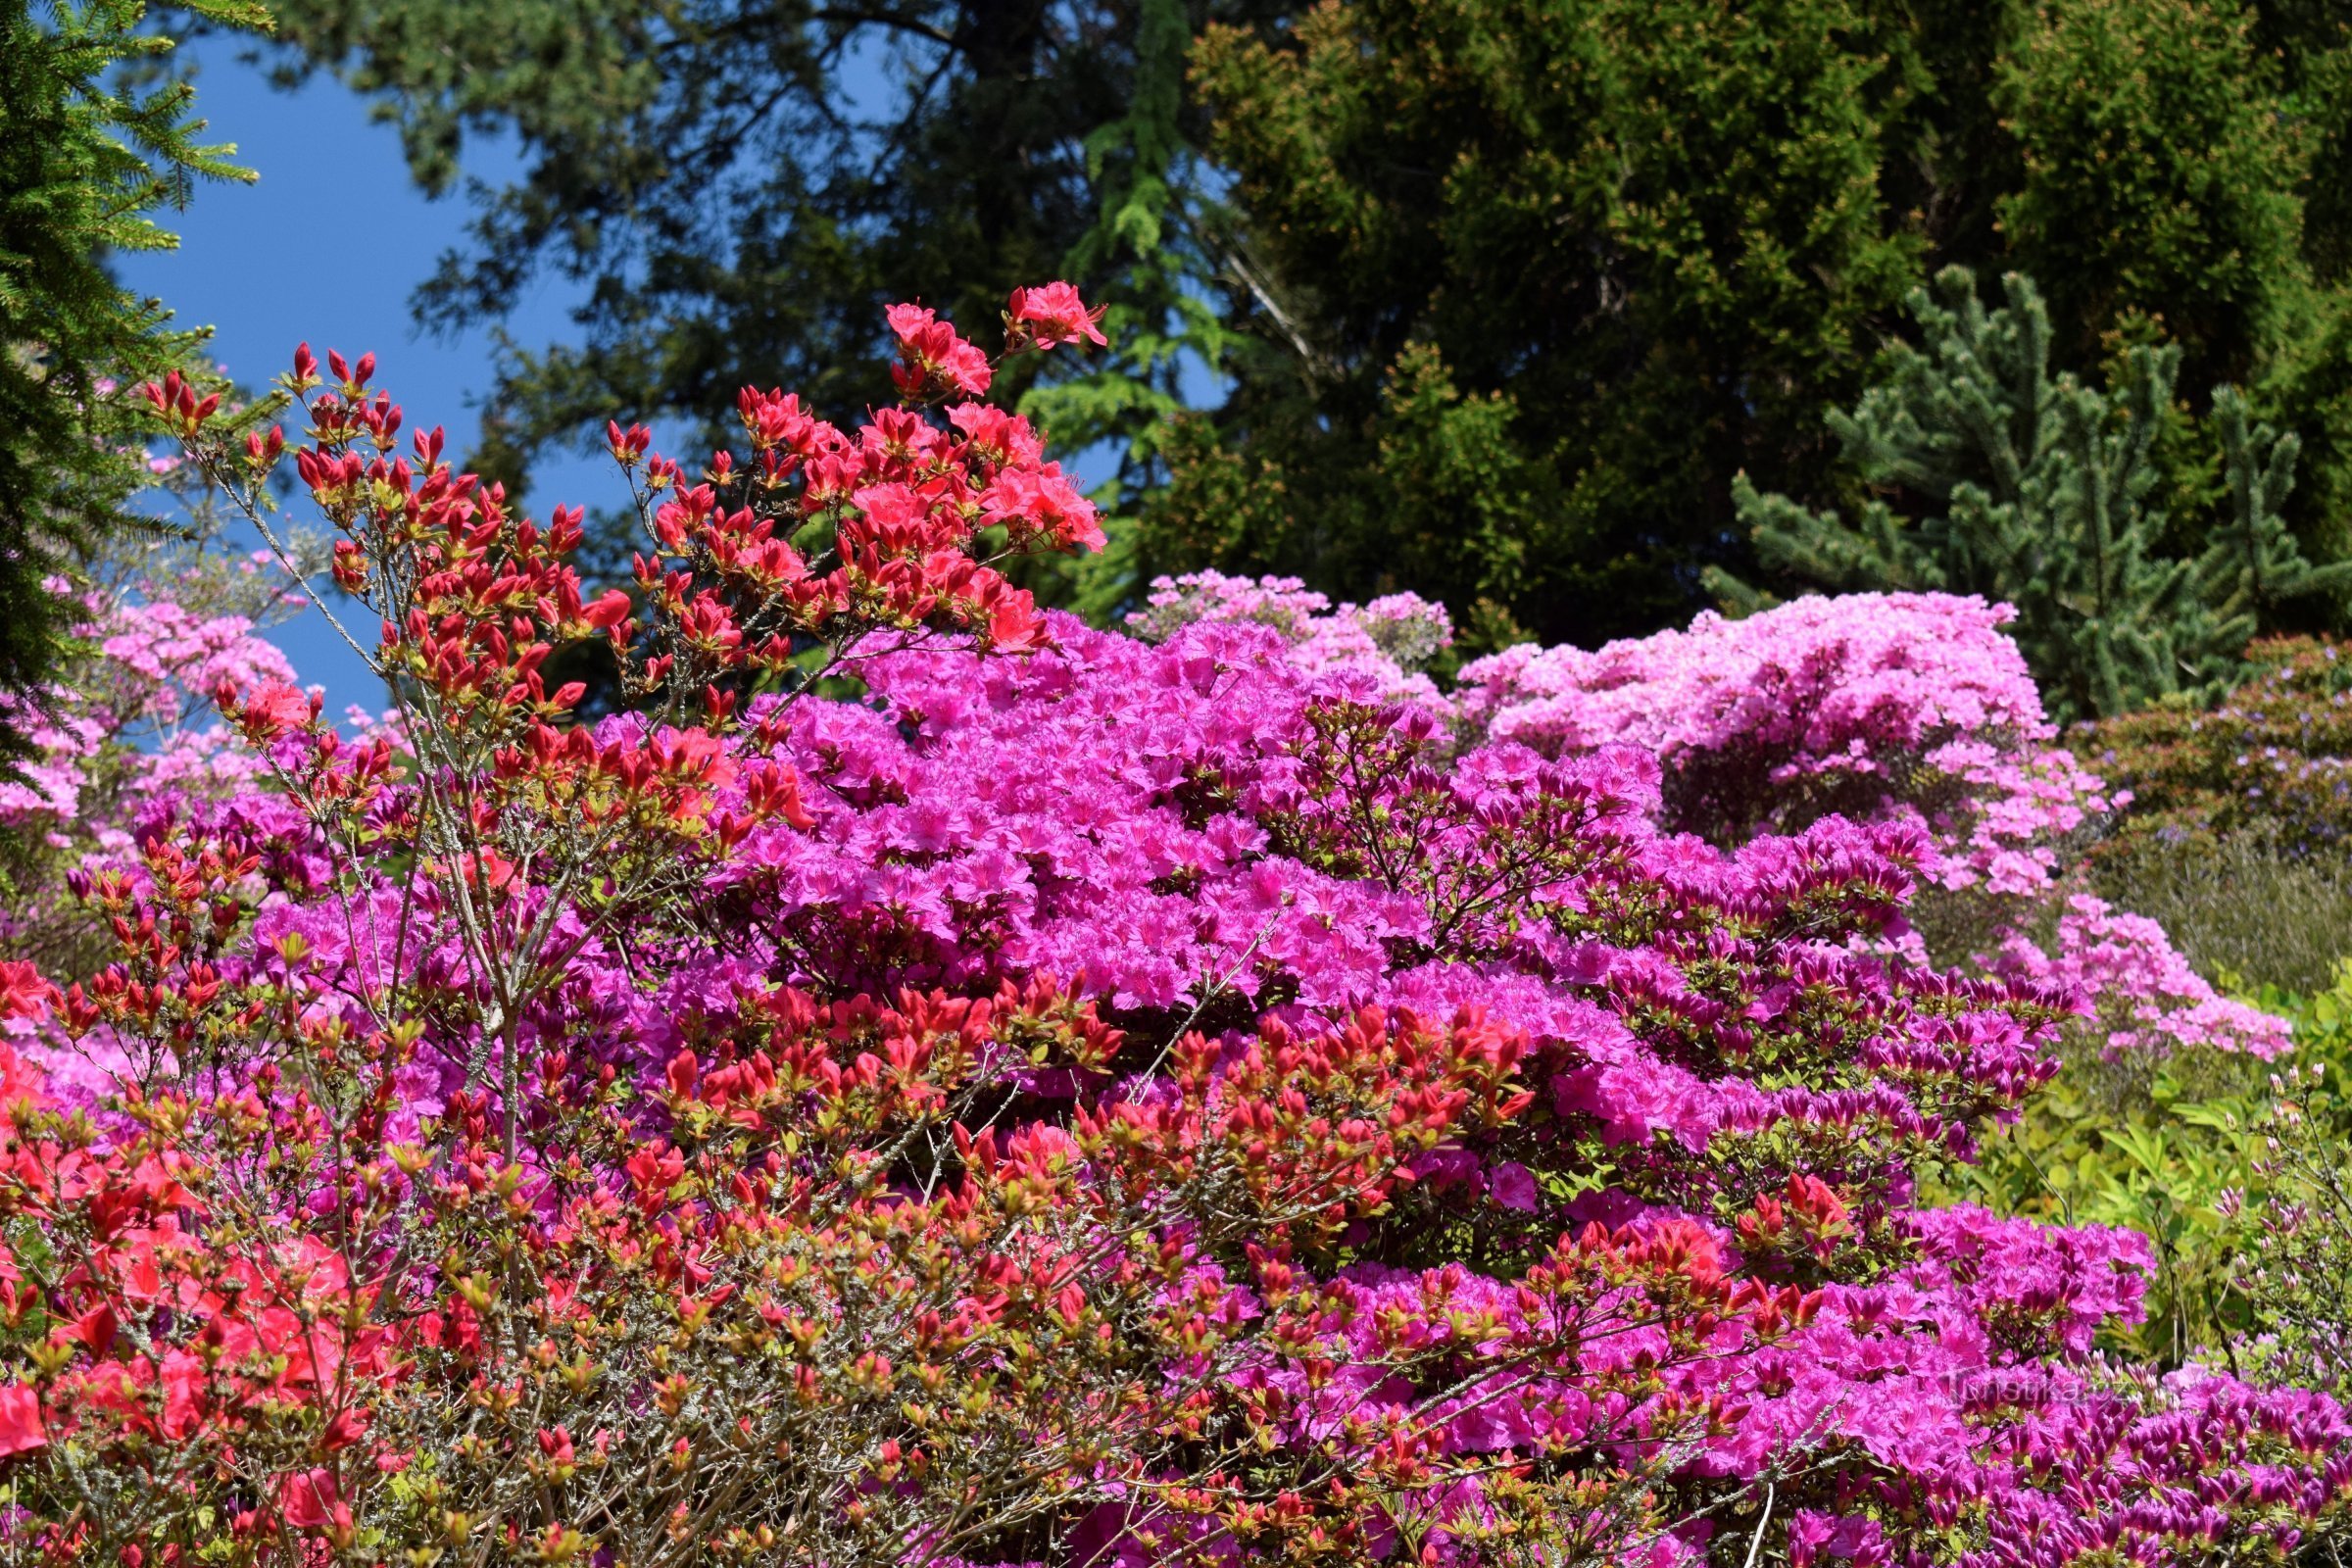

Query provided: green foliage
[1160,0,1926,648]
[1940,949,2352,1389]
[1728,270,2352,718]
[1993,0,2305,394]
[2089,828,2352,997]
[1946,1035,2266,1368]
[0,0,262,760]
[2201,965,2352,1395]
[1144,344,1560,648]
[1148,0,2352,650]
[1944,976,2320,1374]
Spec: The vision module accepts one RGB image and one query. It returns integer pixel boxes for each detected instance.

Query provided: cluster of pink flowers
[1126,569,1453,699]
[1442,593,2284,1058]
[0,300,2340,1562]
[0,564,303,858]
[1452,594,2106,898]
[1993,895,2292,1057]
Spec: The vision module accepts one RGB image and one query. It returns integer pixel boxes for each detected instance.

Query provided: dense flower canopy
[0,303,2343,1565]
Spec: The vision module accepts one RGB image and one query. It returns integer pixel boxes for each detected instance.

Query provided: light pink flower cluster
[1448,592,2284,1058]
[1994,894,2292,1057]
[0,578,299,854]
[1126,569,1452,699]
[1454,593,2107,897]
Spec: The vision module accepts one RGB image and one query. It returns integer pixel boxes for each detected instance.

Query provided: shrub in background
[0,451,323,978]
[2082,635,2352,854]
[2087,829,2352,997]
[1446,590,2284,1059]
[1125,569,1455,700]
[1451,592,2106,897]
[2072,634,2352,996]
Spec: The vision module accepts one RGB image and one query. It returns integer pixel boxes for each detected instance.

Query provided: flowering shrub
[2080,635,2352,856]
[1443,593,2290,1061]
[0,480,326,979]
[1452,594,2107,901]
[1145,588,2284,1063]
[1126,569,1454,699]
[2061,637,2352,998]
[1991,896,2289,1060]
[0,302,2344,1563]
[0,582,285,838]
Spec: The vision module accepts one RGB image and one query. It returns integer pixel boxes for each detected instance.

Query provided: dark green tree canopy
[1157,0,1932,647]
[256,0,2352,670]
[1157,0,2352,651]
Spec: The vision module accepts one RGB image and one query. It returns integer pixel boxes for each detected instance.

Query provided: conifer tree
[1727,270,2352,719]
[249,0,2352,640]
[0,0,262,759]
[2196,385,2343,657]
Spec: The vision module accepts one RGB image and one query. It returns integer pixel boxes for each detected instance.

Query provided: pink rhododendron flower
[0,1386,45,1457]
[888,302,994,398]
[1006,280,1108,348]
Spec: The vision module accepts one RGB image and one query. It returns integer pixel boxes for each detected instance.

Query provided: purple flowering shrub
[1162,582,2287,1063]
[1127,569,1456,701]
[1153,580,2319,1382]
[1451,594,2103,902]
[0,381,2346,1565]
[2082,636,2352,857]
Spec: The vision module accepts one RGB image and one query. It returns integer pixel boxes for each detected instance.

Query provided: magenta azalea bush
[0,301,2343,1565]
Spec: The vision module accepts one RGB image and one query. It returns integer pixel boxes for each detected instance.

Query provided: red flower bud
[583,589,633,631]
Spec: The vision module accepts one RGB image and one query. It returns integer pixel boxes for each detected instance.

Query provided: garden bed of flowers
[0,291,2344,1565]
